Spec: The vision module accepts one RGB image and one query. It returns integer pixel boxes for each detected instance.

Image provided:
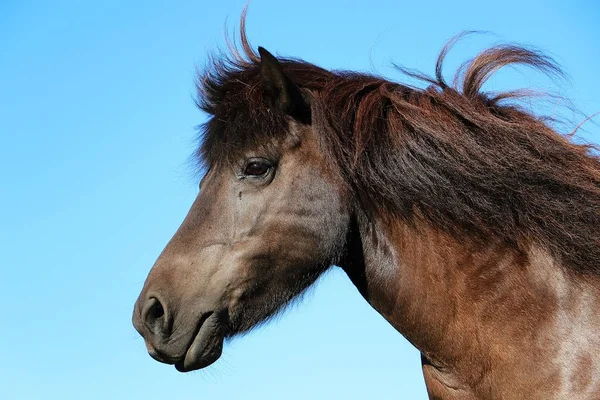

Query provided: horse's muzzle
[133,293,224,371]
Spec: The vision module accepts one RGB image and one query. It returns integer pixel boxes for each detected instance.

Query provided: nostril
[142,296,168,336]
[148,298,164,320]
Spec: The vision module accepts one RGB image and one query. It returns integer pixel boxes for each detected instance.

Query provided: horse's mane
[196,14,600,274]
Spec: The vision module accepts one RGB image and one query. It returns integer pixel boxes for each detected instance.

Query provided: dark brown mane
[195,19,600,274]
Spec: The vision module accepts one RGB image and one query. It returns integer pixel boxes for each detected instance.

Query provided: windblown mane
[195,15,600,274]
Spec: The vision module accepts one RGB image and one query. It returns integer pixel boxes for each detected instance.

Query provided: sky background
[1,1,598,399]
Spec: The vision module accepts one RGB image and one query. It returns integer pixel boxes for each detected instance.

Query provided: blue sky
[1,1,598,399]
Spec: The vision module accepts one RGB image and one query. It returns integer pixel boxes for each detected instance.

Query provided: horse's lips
[175,312,224,372]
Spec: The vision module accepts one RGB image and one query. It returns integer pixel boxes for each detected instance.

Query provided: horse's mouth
[174,312,224,372]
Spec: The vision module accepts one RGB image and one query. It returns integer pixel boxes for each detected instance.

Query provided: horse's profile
[133,14,600,399]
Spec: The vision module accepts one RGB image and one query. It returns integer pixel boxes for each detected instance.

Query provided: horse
[132,15,600,399]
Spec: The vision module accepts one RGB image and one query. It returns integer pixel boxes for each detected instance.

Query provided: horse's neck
[341,215,600,399]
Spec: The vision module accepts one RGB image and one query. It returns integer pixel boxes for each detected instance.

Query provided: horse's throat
[341,217,600,399]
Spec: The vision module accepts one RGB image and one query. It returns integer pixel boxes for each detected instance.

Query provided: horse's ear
[258,47,310,123]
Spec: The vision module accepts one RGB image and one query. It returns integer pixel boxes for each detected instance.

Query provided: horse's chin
[175,312,224,372]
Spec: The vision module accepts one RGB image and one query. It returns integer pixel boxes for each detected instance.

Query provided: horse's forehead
[199,105,291,167]
[219,107,286,139]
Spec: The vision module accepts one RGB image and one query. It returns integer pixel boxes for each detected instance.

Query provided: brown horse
[132,16,600,399]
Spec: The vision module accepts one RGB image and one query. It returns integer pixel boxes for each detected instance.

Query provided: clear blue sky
[1,1,598,399]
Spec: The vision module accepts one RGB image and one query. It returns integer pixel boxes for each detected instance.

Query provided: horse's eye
[244,160,270,176]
